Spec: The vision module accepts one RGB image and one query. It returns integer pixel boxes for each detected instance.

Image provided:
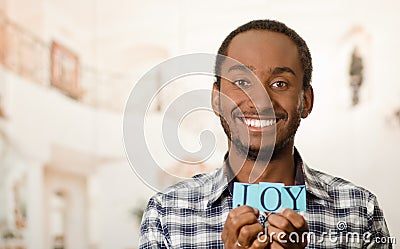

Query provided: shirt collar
[303,162,331,201]
[206,148,331,207]
[206,165,229,208]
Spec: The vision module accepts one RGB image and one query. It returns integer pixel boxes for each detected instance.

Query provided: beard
[219,105,302,161]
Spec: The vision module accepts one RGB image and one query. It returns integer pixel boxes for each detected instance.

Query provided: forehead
[225,30,303,76]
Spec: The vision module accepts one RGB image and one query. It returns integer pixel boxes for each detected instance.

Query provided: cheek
[277,95,304,118]
[295,98,304,115]
[219,90,246,113]
[218,98,234,118]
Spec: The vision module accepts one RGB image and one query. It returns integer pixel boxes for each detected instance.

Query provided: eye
[233,79,251,88]
[270,81,288,89]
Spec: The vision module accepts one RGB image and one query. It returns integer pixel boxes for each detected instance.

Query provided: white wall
[89,162,155,249]
[44,168,87,249]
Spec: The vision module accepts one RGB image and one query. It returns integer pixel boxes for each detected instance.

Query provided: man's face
[213,30,313,160]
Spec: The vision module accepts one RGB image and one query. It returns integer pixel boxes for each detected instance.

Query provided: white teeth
[242,118,276,128]
[260,120,268,127]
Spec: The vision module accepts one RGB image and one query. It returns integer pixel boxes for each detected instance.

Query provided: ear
[212,83,220,116]
[301,86,314,118]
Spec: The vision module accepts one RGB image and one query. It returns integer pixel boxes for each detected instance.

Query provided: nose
[244,79,274,112]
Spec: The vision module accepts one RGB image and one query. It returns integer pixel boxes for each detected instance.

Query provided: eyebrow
[270,67,296,76]
[227,64,256,73]
[228,64,296,76]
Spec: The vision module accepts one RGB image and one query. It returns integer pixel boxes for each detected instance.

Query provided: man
[139,20,391,248]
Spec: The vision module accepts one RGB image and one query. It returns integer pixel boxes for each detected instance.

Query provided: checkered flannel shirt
[139,150,392,248]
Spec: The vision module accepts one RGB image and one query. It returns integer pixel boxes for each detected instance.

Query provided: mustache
[233,108,287,120]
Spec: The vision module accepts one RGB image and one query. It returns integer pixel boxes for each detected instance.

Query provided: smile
[239,117,277,128]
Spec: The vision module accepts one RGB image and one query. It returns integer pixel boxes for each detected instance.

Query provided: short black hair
[214,19,312,90]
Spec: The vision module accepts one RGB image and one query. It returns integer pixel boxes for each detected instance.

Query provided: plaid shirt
[139,150,392,248]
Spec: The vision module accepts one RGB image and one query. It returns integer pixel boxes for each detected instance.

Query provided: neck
[227,142,296,186]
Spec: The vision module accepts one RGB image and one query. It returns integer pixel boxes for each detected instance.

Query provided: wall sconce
[349,47,364,106]
[0,95,6,119]
[395,108,400,126]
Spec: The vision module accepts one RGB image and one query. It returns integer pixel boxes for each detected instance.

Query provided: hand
[222,206,269,248]
[266,208,308,249]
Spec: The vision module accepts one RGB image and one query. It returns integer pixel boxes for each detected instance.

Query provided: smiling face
[213,30,313,160]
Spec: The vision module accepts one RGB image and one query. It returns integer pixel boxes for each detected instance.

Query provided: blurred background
[0,0,399,248]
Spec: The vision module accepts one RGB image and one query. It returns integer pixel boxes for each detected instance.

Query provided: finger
[267,225,289,248]
[231,205,259,217]
[226,206,260,233]
[222,206,259,245]
[249,230,271,249]
[237,223,264,248]
[270,241,285,249]
[230,212,260,233]
[268,225,306,249]
[279,208,308,232]
[267,213,296,234]
[269,209,308,248]
[249,233,270,249]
